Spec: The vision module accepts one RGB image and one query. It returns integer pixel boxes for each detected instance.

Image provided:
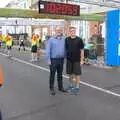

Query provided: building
[6,0,29,9]
[4,0,32,40]
[18,0,29,9]
[5,0,20,8]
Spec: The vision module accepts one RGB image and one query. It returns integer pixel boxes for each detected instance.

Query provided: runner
[19,35,25,51]
[31,34,38,61]
[36,34,41,61]
[0,35,2,48]
[6,34,13,57]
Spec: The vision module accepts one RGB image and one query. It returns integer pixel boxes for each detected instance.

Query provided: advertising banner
[106,10,120,66]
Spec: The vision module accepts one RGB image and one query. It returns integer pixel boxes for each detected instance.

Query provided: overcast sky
[0,0,12,7]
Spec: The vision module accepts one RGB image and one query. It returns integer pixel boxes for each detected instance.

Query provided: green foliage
[0,8,104,21]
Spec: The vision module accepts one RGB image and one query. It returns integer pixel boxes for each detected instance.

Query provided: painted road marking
[1,52,120,98]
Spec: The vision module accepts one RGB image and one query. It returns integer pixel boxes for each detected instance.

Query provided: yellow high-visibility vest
[2,35,6,42]
[0,36,2,41]
[6,36,12,46]
[31,35,37,46]
[37,37,41,47]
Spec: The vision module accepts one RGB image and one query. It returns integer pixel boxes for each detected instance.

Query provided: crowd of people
[0,34,13,57]
[0,26,85,96]
[0,33,42,61]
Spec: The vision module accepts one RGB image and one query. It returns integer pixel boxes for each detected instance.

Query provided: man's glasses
[70,30,76,32]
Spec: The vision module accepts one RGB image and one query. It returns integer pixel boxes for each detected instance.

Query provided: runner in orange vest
[36,34,41,61]
[0,35,2,48]
[31,34,38,61]
[6,34,13,57]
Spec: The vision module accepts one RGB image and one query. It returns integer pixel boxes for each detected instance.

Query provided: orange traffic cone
[0,67,3,86]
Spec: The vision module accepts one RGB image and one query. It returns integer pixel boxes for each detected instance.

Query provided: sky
[0,0,12,8]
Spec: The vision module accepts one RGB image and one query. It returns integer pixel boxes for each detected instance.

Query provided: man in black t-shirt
[65,27,84,93]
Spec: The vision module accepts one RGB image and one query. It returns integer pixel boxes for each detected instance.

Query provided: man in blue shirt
[46,26,66,95]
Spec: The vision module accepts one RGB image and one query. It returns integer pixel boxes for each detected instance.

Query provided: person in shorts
[0,35,2,48]
[31,34,38,61]
[6,34,13,57]
[65,27,84,93]
[19,36,25,51]
[36,34,41,61]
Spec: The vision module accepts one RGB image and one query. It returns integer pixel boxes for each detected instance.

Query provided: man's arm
[79,38,85,65]
[64,37,68,58]
[45,38,52,64]
[80,49,84,65]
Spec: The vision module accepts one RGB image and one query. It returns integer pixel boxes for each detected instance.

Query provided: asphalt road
[0,48,120,120]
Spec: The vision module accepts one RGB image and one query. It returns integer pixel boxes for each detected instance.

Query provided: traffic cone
[0,67,3,86]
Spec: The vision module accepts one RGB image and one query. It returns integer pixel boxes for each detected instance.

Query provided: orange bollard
[0,67,3,86]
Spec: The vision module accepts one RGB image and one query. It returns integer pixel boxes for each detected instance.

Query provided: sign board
[38,1,80,16]
[0,20,16,26]
[106,10,120,66]
[0,20,63,26]
[17,20,63,26]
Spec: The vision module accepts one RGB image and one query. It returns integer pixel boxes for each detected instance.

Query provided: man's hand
[80,49,84,66]
[80,60,84,66]
[48,62,51,65]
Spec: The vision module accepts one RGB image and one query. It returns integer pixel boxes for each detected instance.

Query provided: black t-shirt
[65,36,84,62]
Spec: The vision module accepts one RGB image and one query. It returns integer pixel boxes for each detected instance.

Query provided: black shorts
[31,45,37,53]
[7,46,12,50]
[66,60,81,75]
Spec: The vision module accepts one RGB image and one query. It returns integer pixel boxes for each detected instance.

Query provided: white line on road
[1,52,120,98]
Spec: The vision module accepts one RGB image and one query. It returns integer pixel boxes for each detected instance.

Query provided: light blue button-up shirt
[46,36,65,62]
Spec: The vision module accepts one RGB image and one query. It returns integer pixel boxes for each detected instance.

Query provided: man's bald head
[55,26,63,36]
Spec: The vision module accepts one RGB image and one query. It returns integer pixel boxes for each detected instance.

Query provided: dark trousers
[19,43,25,51]
[49,58,64,90]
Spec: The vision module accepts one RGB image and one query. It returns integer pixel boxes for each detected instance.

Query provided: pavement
[0,48,120,120]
